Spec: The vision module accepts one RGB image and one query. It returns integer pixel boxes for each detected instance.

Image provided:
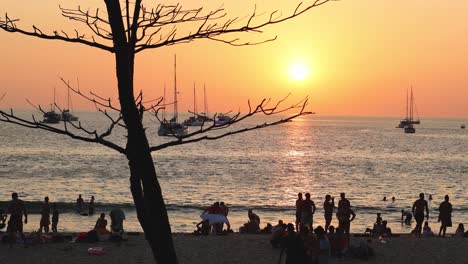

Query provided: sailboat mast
[162,83,166,121]
[193,83,196,117]
[406,88,408,120]
[173,54,178,122]
[204,83,208,116]
[410,87,414,121]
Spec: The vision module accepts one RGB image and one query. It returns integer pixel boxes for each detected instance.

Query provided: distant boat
[42,87,61,124]
[462,124,466,129]
[183,83,212,126]
[215,113,232,125]
[403,87,418,134]
[397,87,420,129]
[158,54,188,137]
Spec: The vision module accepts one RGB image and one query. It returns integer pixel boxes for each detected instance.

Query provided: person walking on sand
[7,192,28,246]
[300,193,316,231]
[438,195,452,237]
[295,193,303,231]
[412,193,429,237]
[323,195,334,232]
[51,203,59,233]
[39,196,50,233]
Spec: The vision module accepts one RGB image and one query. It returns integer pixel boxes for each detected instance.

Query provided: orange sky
[1,0,467,117]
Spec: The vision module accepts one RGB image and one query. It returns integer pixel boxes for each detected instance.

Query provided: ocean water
[0,111,467,234]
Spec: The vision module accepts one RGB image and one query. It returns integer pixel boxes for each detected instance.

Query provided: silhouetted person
[401,210,412,225]
[412,193,429,236]
[281,223,305,264]
[0,209,7,231]
[39,196,50,233]
[110,208,126,234]
[323,194,334,232]
[51,203,59,233]
[338,193,351,213]
[383,196,387,202]
[7,192,28,246]
[295,193,303,231]
[438,195,452,237]
[94,213,109,234]
[428,194,433,201]
[88,196,95,215]
[300,193,316,231]
[337,207,355,244]
[76,194,84,213]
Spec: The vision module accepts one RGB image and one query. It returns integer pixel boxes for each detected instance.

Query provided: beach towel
[200,213,230,225]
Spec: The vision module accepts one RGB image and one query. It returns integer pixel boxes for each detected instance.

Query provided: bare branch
[0,109,125,154]
[0,12,113,52]
[150,96,314,151]
[135,0,332,52]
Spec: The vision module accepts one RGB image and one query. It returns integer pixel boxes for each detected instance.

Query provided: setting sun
[290,64,308,80]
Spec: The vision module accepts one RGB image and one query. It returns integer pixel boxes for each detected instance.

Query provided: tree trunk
[104,1,178,263]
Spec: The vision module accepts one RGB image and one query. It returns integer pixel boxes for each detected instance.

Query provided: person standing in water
[300,193,316,231]
[76,194,85,213]
[88,196,95,216]
[412,193,429,236]
[51,203,59,233]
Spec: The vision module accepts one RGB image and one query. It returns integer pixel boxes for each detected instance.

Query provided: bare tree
[0,1,330,263]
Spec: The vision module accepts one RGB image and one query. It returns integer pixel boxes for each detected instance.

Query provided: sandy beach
[0,233,466,264]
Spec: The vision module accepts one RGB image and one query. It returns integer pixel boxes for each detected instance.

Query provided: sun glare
[290,64,308,80]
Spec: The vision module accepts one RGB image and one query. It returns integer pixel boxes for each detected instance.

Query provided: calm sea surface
[1,112,467,233]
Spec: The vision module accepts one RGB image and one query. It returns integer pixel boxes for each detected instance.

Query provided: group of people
[195,201,230,235]
[295,192,355,243]
[0,192,127,246]
[76,194,95,216]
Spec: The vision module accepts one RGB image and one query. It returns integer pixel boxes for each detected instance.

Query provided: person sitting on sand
[438,195,452,237]
[423,221,434,237]
[261,223,273,234]
[7,192,28,246]
[245,209,260,233]
[94,213,110,234]
[39,196,50,233]
[194,219,210,236]
[51,203,59,233]
[401,210,412,225]
[454,223,464,238]
[334,227,348,258]
[271,220,287,248]
[377,221,392,237]
[76,194,85,213]
[326,226,336,255]
[0,209,7,230]
[412,193,429,237]
[323,195,334,233]
[315,226,331,264]
[280,223,305,264]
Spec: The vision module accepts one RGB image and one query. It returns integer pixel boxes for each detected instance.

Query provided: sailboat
[183,83,212,126]
[397,89,420,128]
[403,87,418,134]
[60,79,79,121]
[42,87,61,124]
[158,55,189,137]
